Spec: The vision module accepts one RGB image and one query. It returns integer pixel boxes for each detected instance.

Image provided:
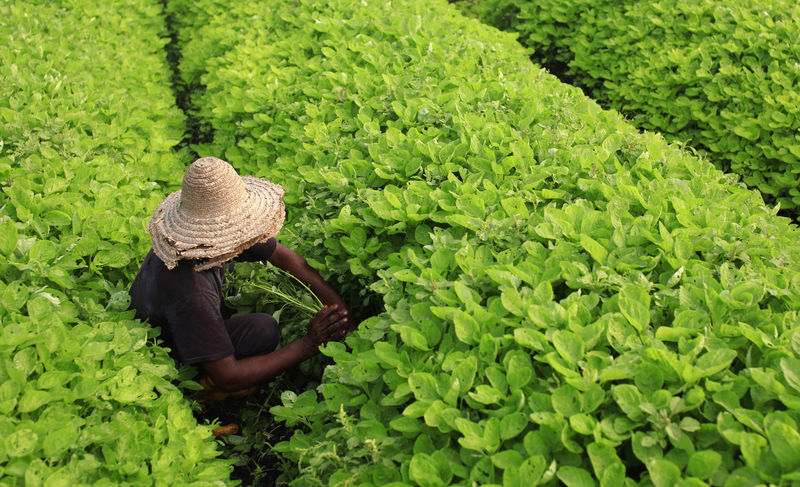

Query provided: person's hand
[332,301,356,335]
[306,304,350,346]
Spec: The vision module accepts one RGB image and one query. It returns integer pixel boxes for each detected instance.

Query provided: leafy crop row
[0,0,232,484]
[460,0,800,213]
[168,0,800,485]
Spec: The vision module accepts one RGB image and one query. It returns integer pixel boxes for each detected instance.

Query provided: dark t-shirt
[129,238,277,365]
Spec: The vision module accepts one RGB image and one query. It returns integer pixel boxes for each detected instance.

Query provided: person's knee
[226,313,280,359]
[255,313,279,352]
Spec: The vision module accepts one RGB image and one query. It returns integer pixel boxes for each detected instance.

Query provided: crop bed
[2,0,800,486]
[459,0,800,213]
[0,0,231,484]
[168,0,800,485]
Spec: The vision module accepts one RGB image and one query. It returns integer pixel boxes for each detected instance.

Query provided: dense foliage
[460,0,800,213]
[0,0,232,484]
[167,0,800,485]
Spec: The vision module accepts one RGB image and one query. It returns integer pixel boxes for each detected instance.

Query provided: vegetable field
[0,0,232,484]
[2,0,800,486]
[459,0,800,213]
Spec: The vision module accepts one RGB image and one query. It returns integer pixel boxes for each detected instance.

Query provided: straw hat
[147,157,285,271]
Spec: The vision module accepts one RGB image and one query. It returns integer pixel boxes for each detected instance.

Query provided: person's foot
[212,423,241,436]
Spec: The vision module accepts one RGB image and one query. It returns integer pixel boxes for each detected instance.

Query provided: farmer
[129,156,352,395]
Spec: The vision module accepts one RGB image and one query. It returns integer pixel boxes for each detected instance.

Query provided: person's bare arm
[268,243,347,309]
[202,304,348,392]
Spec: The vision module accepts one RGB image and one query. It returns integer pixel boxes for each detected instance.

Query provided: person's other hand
[306,304,349,346]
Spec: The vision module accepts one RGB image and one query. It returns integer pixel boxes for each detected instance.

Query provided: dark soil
[194,389,295,487]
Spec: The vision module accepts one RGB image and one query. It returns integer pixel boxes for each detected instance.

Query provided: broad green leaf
[92,248,131,268]
[397,325,429,351]
[506,353,533,391]
[519,456,548,485]
[580,234,607,265]
[440,375,460,406]
[455,417,484,451]
[765,415,800,470]
[453,356,478,394]
[501,287,526,316]
[8,349,36,385]
[599,463,625,487]
[552,385,581,417]
[409,373,439,402]
[453,281,479,304]
[582,385,605,413]
[587,442,625,481]
[486,268,522,288]
[430,249,454,274]
[534,222,558,240]
[0,221,18,256]
[612,384,645,421]
[695,348,737,378]
[647,458,681,487]
[1,281,30,311]
[469,385,504,405]
[534,281,553,303]
[546,351,581,378]
[43,427,79,458]
[514,328,547,351]
[8,429,38,457]
[570,413,596,435]
[730,281,764,307]
[28,239,58,263]
[544,207,574,236]
[340,226,366,254]
[740,432,767,467]
[27,294,58,320]
[350,359,382,383]
[634,362,664,393]
[557,466,596,487]
[717,412,746,444]
[619,284,650,331]
[655,326,694,342]
[552,330,584,364]
[17,389,51,413]
[454,311,480,344]
[500,412,527,440]
[409,453,444,487]
[428,404,461,432]
[414,224,433,245]
[483,417,501,453]
[389,415,422,433]
[780,357,800,393]
[485,366,507,394]
[679,417,701,433]
[491,450,524,470]
[687,450,721,479]
[418,401,442,428]
[43,210,71,227]
[374,342,404,368]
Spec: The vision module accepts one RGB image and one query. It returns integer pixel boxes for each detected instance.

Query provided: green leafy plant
[224,262,325,354]
[0,0,233,484]
[168,0,800,485]
[459,0,800,213]
[227,264,323,318]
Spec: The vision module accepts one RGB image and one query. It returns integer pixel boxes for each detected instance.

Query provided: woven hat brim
[148,175,285,270]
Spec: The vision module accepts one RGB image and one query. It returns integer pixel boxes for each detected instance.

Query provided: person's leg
[224,313,280,359]
[198,313,279,402]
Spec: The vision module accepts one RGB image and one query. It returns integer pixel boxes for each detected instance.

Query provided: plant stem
[248,282,320,315]
[271,266,324,309]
